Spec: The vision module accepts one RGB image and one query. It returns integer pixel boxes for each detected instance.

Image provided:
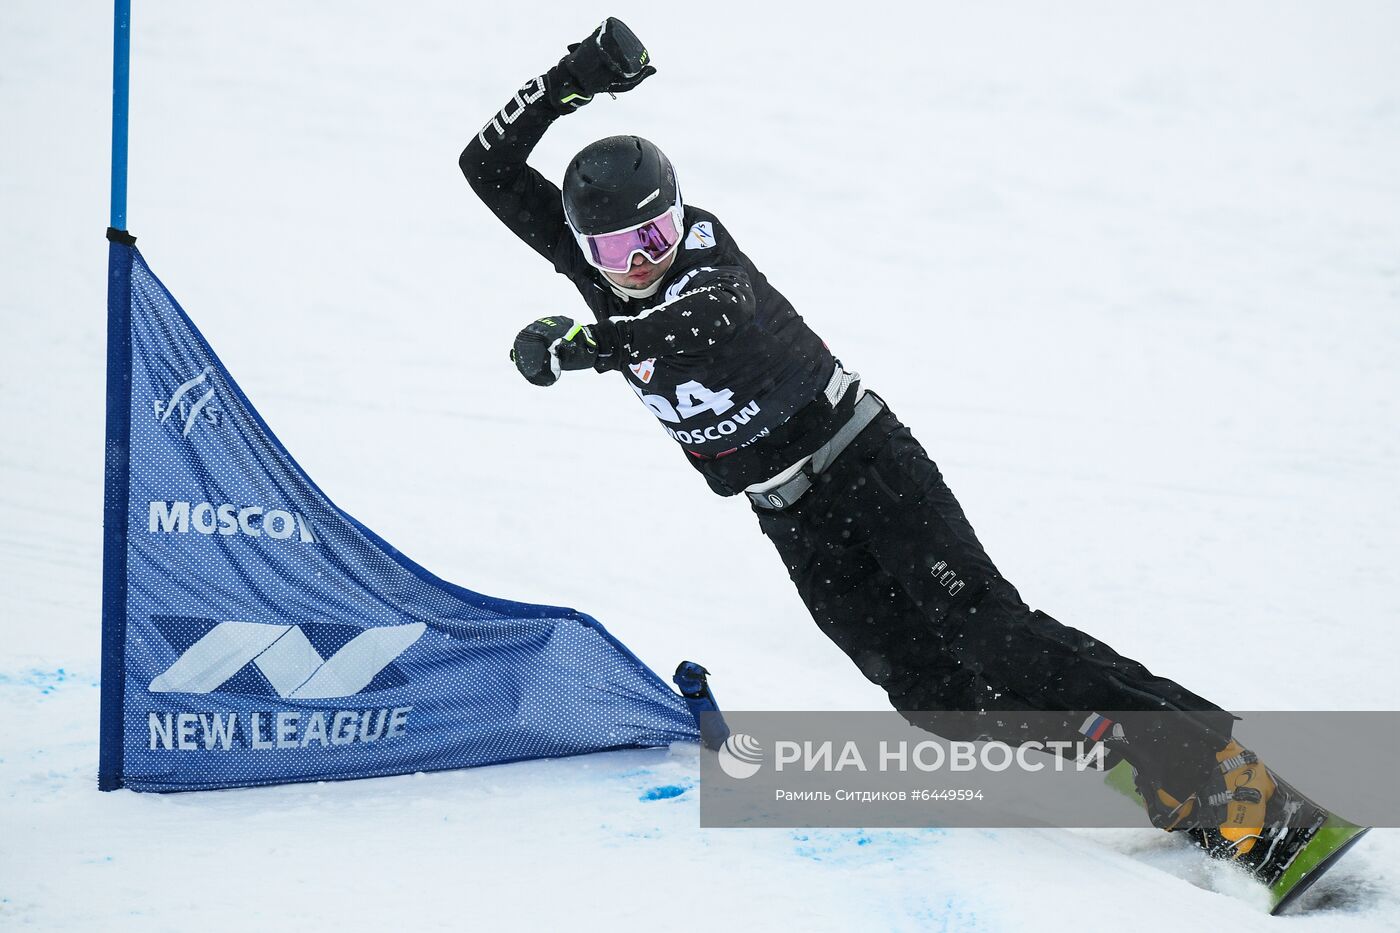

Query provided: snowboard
[1103,760,1369,914]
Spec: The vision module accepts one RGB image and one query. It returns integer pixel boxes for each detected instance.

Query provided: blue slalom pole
[100,0,135,790]
[110,0,131,231]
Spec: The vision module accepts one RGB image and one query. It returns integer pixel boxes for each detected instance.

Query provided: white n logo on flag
[150,621,426,699]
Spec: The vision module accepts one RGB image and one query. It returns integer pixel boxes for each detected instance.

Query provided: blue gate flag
[98,235,700,792]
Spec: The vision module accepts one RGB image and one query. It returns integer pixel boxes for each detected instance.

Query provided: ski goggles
[573,204,683,273]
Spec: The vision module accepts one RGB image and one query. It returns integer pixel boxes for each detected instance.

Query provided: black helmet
[562,135,681,236]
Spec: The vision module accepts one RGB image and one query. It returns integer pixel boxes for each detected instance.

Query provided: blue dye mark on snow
[904,897,971,932]
[0,668,91,695]
[790,828,951,864]
[620,827,662,840]
[640,784,688,801]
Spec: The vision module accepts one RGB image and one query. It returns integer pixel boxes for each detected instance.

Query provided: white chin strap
[610,278,665,300]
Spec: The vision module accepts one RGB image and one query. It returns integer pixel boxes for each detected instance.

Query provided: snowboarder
[458,18,1365,909]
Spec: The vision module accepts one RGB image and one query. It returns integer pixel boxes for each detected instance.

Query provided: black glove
[510,316,599,387]
[547,17,657,113]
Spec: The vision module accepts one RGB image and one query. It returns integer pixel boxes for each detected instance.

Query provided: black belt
[746,391,885,511]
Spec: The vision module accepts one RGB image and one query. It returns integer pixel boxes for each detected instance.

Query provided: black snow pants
[753,395,1236,795]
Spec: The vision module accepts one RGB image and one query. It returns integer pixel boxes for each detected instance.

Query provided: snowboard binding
[1107,743,1370,914]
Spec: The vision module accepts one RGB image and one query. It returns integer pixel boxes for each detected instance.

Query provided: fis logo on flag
[153,366,222,437]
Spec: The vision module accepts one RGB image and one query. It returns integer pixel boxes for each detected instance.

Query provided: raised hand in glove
[547,17,657,113]
[510,316,599,387]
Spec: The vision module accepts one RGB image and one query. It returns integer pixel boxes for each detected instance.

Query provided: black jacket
[460,74,851,495]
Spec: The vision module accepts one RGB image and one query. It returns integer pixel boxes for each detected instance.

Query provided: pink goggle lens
[584,212,681,272]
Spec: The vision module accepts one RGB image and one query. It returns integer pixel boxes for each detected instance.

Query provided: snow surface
[3,1,1398,929]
